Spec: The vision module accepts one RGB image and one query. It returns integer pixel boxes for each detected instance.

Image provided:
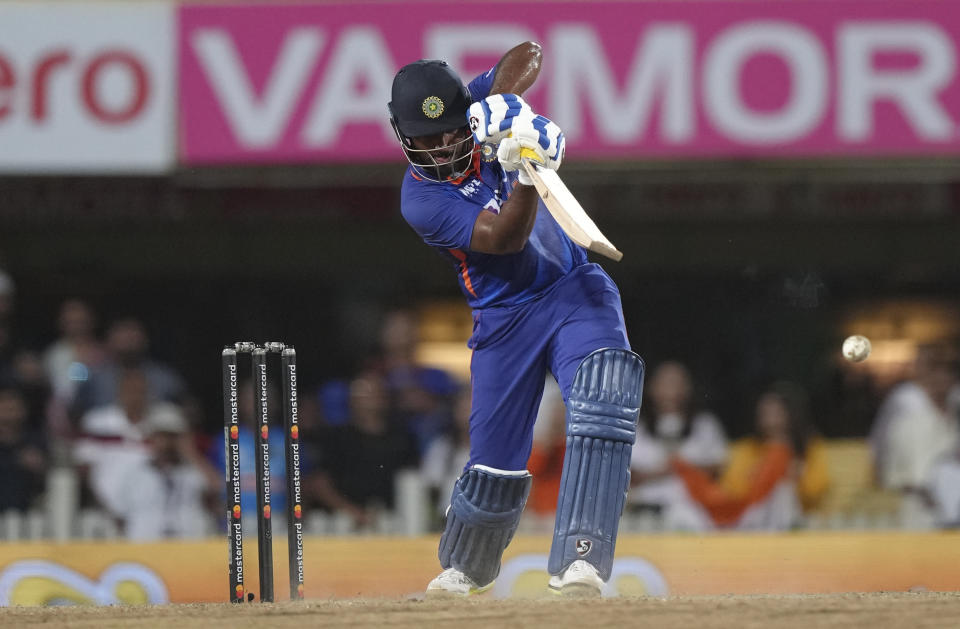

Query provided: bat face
[521,159,623,262]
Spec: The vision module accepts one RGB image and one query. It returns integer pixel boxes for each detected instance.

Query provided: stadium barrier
[0,532,957,605]
[0,447,907,543]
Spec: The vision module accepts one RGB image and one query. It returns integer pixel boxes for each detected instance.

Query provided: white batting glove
[496,114,565,185]
[497,134,542,186]
[467,93,534,145]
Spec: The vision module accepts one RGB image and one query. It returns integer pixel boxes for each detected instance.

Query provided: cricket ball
[842,335,871,362]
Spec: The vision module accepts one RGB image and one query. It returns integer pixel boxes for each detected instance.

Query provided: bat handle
[519,147,543,165]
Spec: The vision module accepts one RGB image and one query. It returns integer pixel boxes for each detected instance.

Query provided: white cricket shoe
[547,560,604,598]
[425,568,492,599]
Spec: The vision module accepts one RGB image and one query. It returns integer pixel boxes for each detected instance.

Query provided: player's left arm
[468,42,562,175]
[489,41,542,96]
[463,41,555,255]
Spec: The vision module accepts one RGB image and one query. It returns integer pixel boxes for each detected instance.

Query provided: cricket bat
[520,152,623,262]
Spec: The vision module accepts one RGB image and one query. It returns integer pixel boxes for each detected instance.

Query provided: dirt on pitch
[3,593,960,629]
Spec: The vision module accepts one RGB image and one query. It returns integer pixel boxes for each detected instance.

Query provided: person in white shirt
[115,405,218,541]
[871,343,960,528]
[73,368,154,517]
[629,361,728,530]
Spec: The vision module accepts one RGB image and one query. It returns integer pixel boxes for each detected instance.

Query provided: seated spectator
[0,268,13,323]
[0,325,10,386]
[0,271,53,458]
[929,451,960,528]
[0,385,47,512]
[70,318,187,423]
[628,360,728,530]
[9,350,53,441]
[871,343,960,528]
[115,405,219,541]
[317,379,351,427]
[0,273,51,434]
[310,370,418,528]
[379,309,457,455]
[208,378,290,530]
[419,384,471,524]
[43,300,105,416]
[73,368,156,516]
[673,382,829,530]
[0,270,15,386]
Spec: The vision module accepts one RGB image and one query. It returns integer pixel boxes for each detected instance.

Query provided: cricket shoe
[547,560,604,598]
[425,568,492,599]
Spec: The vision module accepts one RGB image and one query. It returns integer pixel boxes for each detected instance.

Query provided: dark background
[2,158,958,439]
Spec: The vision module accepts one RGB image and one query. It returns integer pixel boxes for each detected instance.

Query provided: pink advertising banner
[178,1,960,164]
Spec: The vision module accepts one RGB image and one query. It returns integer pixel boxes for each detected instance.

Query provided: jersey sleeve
[467,66,497,102]
[401,178,485,251]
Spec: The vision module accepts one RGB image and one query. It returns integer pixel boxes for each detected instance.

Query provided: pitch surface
[2,593,959,628]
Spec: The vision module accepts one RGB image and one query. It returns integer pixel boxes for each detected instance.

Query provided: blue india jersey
[400,69,587,309]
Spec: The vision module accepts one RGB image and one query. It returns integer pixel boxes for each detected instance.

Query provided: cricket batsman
[388,41,645,597]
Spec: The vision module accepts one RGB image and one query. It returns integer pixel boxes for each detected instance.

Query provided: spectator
[73,368,156,516]
[70,318,187,423]
[43,299,105,407]
[0,271,54,460]
[673,382,829,530]
[871,343,960,528]
[310,370,418,528]
[115,405,219,541]
[208,378,290,531]
[0,385,47,512]
[0,269,15,384]
[0,268,13,322]
[628,361,728,529]
[316,379,351,427]
[928,449,960,528]
[9,350,53,440]
[0,326,10,386]
[379,309,457,454]
[420,384,471,524]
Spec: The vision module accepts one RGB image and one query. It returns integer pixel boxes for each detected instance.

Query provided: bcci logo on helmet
[575,538,593,557]
[480,143,497,162]
[422,96,444,119]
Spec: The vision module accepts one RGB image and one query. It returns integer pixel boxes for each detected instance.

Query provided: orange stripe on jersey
[448,248,478,298]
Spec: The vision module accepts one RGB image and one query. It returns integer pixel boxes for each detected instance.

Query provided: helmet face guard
[389,117,476,182]
[388,60,476,183]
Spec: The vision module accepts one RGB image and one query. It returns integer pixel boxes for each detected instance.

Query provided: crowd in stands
[1,266,960,540]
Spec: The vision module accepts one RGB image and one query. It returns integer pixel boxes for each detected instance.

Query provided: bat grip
[519,147,543,165]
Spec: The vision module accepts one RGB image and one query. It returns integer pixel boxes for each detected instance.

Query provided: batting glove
[467,93,534,145]
[496,114,565,185]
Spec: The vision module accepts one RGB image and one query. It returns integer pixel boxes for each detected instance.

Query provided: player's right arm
[468,103,565,254]
[470,183,541,254]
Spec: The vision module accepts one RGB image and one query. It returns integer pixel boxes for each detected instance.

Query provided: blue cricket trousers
[466,263,630,471]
